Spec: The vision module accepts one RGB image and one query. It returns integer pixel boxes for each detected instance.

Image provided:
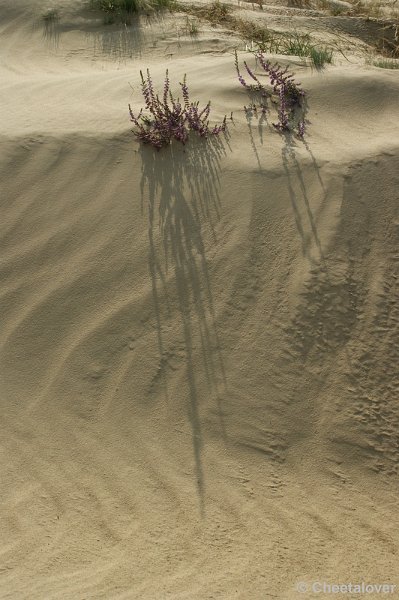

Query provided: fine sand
[1,1,399,598]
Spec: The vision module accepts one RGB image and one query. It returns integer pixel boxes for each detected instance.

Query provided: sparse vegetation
[185,17,199,36]
[91,0,173,10]
[350,0,383,18]
[252,31,334,68]
[235,19,277,47]
[375,21,399,57]
[286,0,312,8]
[284,32,314,56]
[42,8,59,22]
[90,0,177,23]
[330,5,346,15]
[370,56,399,66]
[235,51,306,136]
[128,69,229,149]
[87,0,395,63]
[41,7,60,43]
[309,45,334,67]
[182,0,231,25]
[180,4,334,68]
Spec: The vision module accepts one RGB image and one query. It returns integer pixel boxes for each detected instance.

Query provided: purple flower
[129,70,229,149]
[235,50,307,136]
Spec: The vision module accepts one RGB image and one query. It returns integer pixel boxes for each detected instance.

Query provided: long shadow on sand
[139,135,229,512]
[281,135,326,262]
[36,8,198,62]
[88,14,154,61]
[35,7,157,59]
[281,134,365,375]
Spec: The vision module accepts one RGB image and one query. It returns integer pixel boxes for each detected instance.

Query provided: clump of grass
[183,0,232,25]
[128,70,229,149]
[313,0,351,16]
[287,0,312,8]
[201,0,231,22]
[253,31,334,68]
[309,45,334,67]
[330,5,346,15]
[185,17,199,36]
[375,25,399,58]
[236,18,278,47]
[278,33,332,67]
[180,2,334,67]
[41,7,60,43]
[371,57,399,67]
[235,51,306,136]
[181,3,283,53]
[42,8,59,22]
[92,0,137,12]
[350,0,384,18]
[284,32,313,56]
[90,0,176,23]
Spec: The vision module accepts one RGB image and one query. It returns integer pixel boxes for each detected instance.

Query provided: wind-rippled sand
[1,1,399,598]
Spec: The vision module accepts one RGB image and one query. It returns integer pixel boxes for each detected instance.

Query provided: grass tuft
[253,32,334,68]
[91,0,139,11]
[185,17,199,36]
[184,1,231,24]
[371,57,399,67]
[284,32,312,56]
[90,0,177,23]
[330,5,346,15]
[309,45,334,67]
[42,8,59,22]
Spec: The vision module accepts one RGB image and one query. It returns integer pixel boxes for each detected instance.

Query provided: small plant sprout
[235,51,306,137]
[128,69,229,149]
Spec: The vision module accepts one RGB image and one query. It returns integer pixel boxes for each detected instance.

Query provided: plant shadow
[35,7,163,59]
[33,10,61,49]
[89,13,154,60]
[138,134,230,513]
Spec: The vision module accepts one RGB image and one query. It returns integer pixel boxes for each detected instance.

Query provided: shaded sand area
[1,1,399,598]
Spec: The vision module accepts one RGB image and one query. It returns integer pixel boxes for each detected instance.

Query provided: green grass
[309,45,334,67]
[371,58,399,68]
[168,2,336,67]
[185,17,199,36]
[184,1,231,24]
[42,8,59,22]
[91,0,142,12]
[287,0,312,8]
[254,31,334,68]
[330,5,346,15]
[284,32,313,56]
[90,0,177,22]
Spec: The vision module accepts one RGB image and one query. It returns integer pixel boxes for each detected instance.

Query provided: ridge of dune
[1,0,399,598]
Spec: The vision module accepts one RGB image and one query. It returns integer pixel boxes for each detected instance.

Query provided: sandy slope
[1,1,399,599]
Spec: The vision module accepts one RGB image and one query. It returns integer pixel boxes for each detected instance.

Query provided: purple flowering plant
[128,69,228,149]
[235,51,306,137]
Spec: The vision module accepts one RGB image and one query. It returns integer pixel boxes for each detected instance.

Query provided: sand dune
[1,1,399,598]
